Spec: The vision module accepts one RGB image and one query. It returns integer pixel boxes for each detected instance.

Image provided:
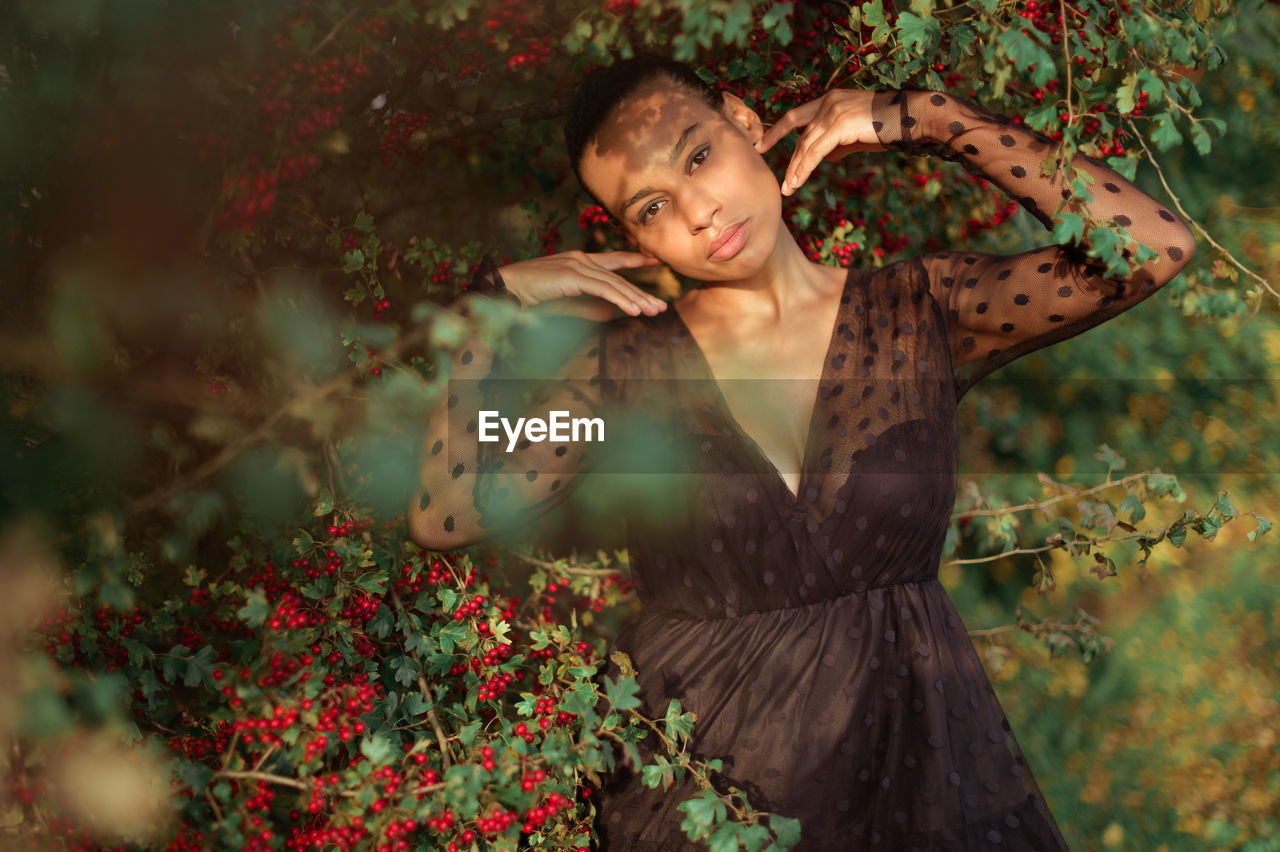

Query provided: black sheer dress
[414,90,1195,850]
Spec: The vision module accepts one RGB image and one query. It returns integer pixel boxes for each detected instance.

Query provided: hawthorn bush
[1,1,1276,850]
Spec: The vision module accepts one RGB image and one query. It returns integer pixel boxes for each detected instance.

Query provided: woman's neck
[680,222,841,324]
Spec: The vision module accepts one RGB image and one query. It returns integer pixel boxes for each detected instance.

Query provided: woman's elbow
[1146,223,1196,289]
[1167,219,1197,274]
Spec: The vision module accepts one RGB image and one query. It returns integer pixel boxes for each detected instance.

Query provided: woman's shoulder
[855,254,934,300]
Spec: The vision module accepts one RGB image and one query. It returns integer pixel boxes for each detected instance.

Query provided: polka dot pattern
[417,87,1195,851]
[872,90,1195,401]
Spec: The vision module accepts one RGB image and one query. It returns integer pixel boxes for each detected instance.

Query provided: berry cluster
[577,204,612,231]
[380,111,430,168]
[539,226,562,255]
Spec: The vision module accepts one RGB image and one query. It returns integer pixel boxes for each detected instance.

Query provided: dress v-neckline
[667,265,854,505]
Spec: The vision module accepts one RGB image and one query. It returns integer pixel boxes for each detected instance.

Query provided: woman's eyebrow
[619,122,701,215]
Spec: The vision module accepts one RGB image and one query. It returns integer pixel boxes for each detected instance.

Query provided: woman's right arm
[408,251,665,551]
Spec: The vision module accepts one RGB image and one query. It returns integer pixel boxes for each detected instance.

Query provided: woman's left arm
[762,88,1197,393]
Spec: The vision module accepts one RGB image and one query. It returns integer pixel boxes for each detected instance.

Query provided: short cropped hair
[563,54,723,210]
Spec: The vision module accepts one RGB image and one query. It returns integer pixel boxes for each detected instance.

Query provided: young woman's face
[577,79,783,281]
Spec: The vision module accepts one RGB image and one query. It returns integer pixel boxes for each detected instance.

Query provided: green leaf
[998,29,1055,86]
[1146,473,1185,501]
[236,591,268,624]
[1095,443,1126,471]
[1025,103,1058,133]
[1052,212,1085,245]
[437,587,459,614]
[1106,155,1138,181]
[392,655,419,687]
[457,719,481,748]
[722,0,753,46]
[362,734,395,765]
[1116,72,1138,114]
[708,822,748,852]
[183,645,217,687]
[641,756,674,791]
[1189,121,1211,155]
[896,11,941,54]
[678,788,727,839]
[762,3,793,34]
[604,674,642,711]
[663,697,696,743]
[1150,113,1183,152]
[1211,491,1238,520]
[863,0,885,26]
[436,622,469,654]
[355,571,388,593]
[1119,493,1146,524]
[1248,516,1272,542]
[343,249,366,273]
[354,211,375,232]
[404,692,432,716]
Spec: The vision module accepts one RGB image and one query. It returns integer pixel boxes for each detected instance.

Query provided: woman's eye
[691,146,710,169]
[641,201,663,222]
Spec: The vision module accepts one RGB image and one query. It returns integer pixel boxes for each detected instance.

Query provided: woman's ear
[720,91,765,146]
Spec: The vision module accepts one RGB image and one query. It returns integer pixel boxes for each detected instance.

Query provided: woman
[410,54,1194,850]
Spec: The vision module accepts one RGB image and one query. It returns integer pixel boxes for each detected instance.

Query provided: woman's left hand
[754,89,886,196]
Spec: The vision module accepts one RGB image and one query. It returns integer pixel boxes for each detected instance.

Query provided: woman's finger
[783,122,857,194]
[577,254,666,310]
[755,98,823,154]
[572,275,654,316]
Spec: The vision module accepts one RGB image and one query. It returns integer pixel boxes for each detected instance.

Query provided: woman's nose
[683,186,722,233]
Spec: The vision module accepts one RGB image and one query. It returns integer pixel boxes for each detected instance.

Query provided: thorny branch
[1127,118,1276,300]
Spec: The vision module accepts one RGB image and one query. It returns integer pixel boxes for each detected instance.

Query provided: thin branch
[219,730,241,772]
[203,788,224,824]
[515,552,625,577]
[389,588,454,769]
[214,769,308,791]
[252,744,279,773]
[408,98,569,149]
[126,319,438,516]
[951,470,1152,519]
[948,546,1055,566]
[1059,0,1075,128]
[1126,118,1276,298]
[308,7,360,56]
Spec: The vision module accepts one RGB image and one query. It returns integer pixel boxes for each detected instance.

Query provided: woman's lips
[708,220,749,260]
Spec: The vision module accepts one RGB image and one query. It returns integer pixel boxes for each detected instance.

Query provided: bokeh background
[1,0,1277,849]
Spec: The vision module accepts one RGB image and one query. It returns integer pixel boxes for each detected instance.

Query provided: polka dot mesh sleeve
[871,89,1196,397]
[408,257,605,551]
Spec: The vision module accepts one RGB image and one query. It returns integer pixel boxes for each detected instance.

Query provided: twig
[408,99,569,149]
[1059,0,1074,128]
[515,552,625,576]
[951,470,1152,519]
[389,588,455,769]
[204,788,224,823]
[948,546,1055,565]
[214,769,308,791]
[252,744,278,773]
[219,730,241,772]
[1126,118,1276,298]
[308,7,360,56]
[126,320,437,515]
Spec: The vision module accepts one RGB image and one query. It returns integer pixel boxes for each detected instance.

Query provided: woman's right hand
[498,250,668,322]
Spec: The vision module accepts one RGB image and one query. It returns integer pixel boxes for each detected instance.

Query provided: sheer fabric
[411,89,1194,850]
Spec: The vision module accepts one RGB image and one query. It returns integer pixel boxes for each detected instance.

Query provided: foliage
[0,0,1276,850]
